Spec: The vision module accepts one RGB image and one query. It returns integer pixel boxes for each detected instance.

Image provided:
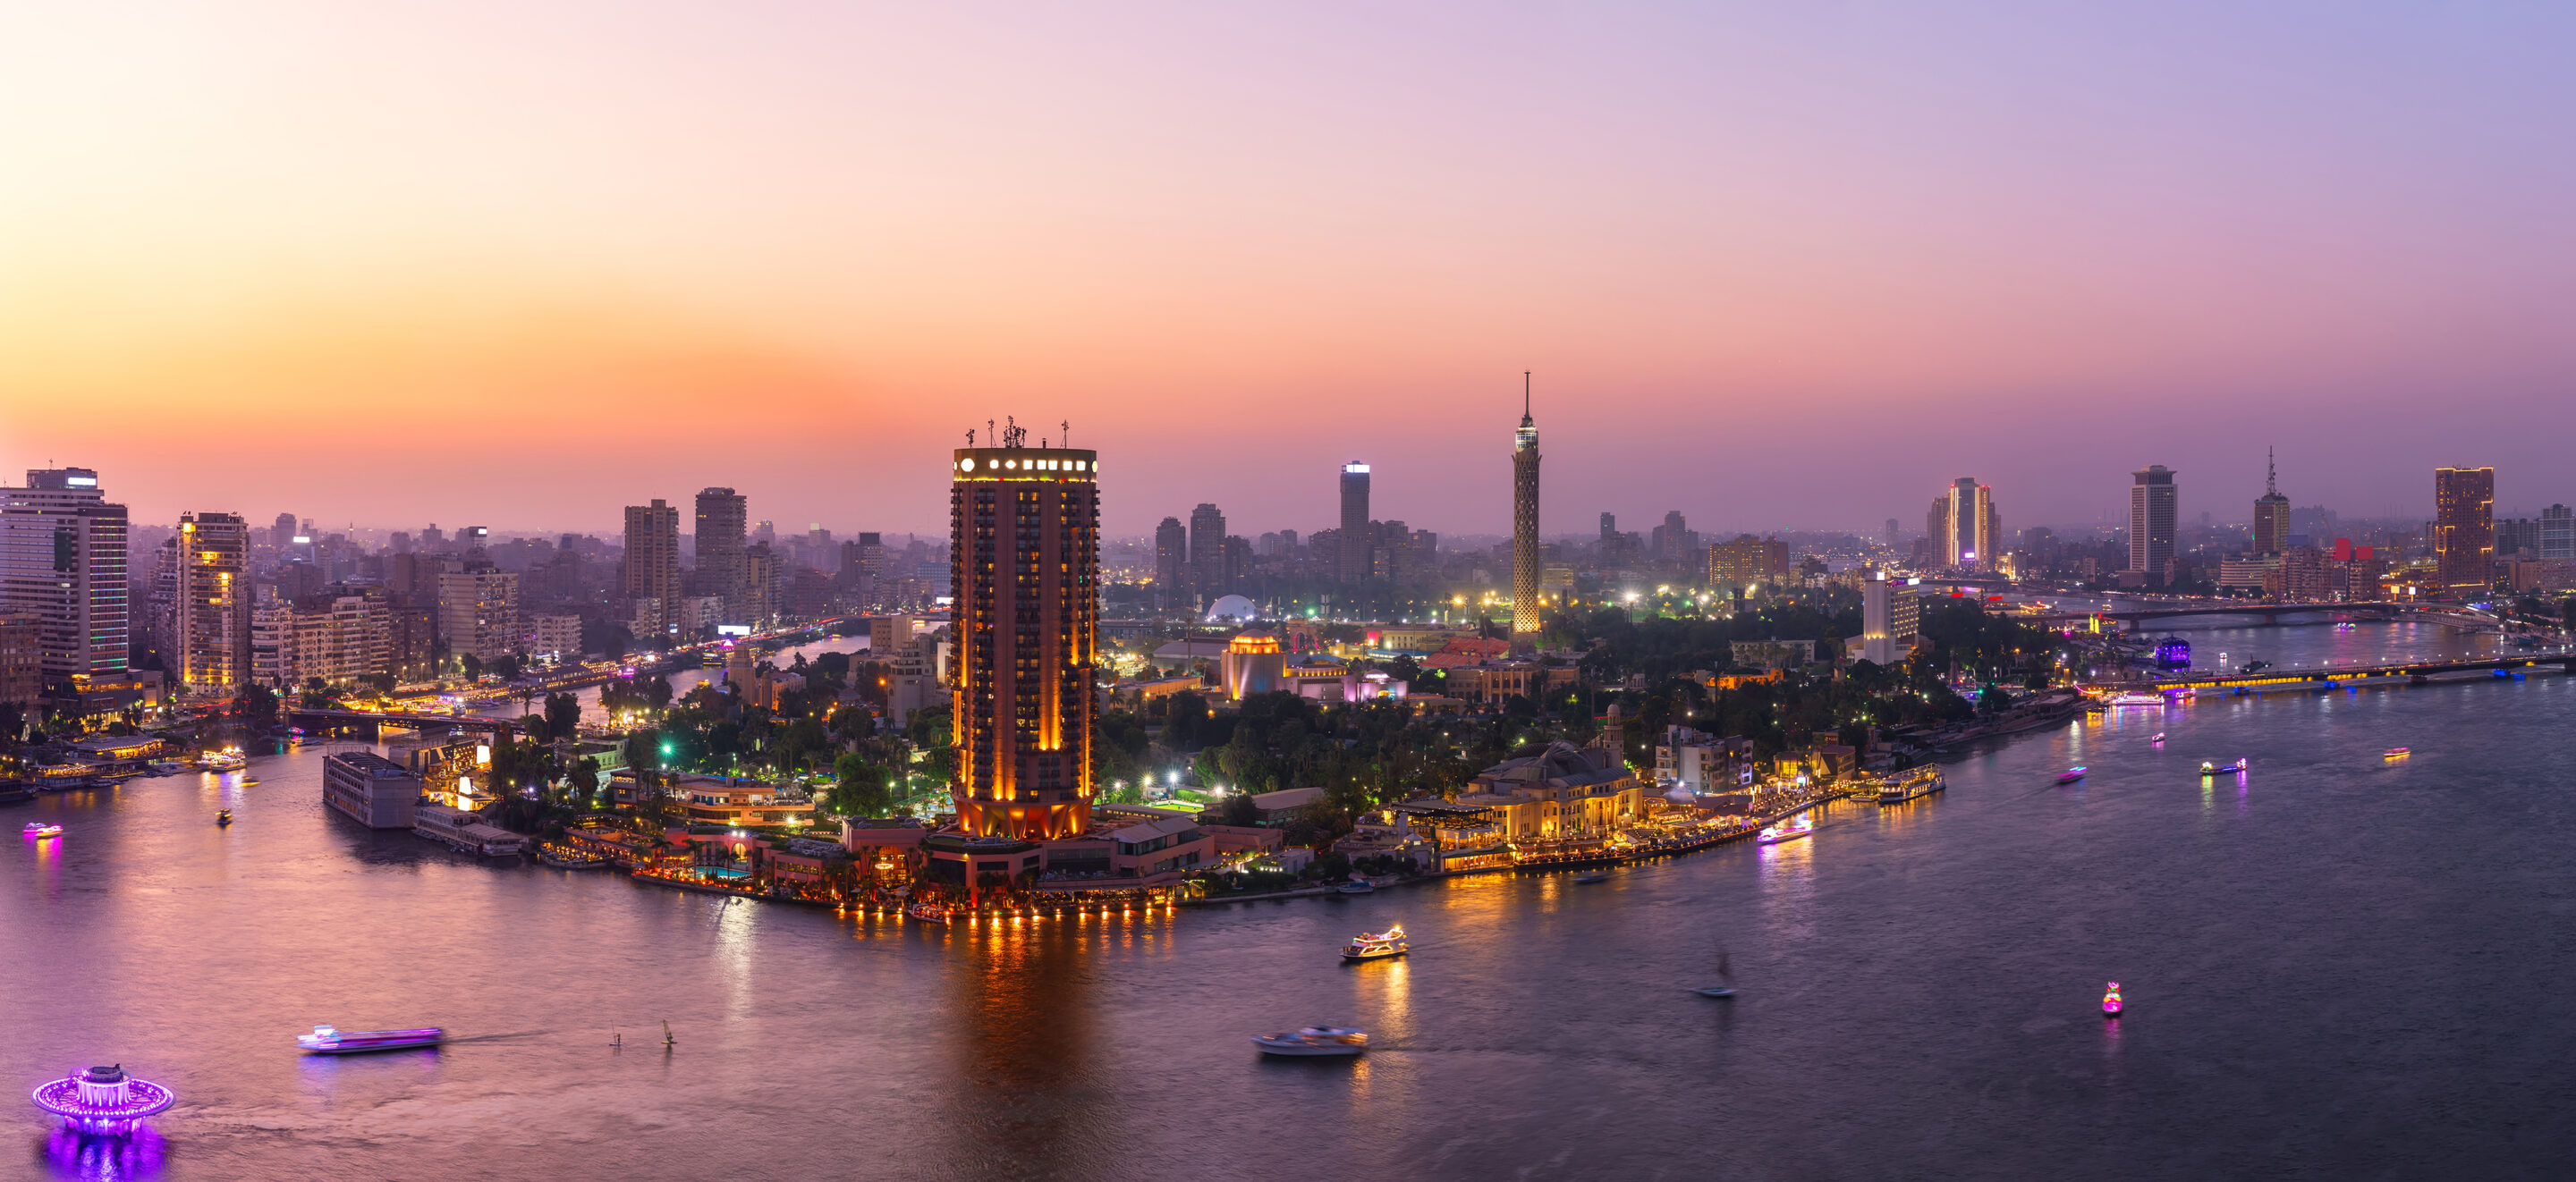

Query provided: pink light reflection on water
[42,1126,166,1180]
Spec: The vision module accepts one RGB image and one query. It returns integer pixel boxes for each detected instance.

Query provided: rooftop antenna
[1062,419,1071,448]
[2267,446,2278,496]
[1523,371,1531,419]
[1003,417,1026,448]
[966,427,975,446]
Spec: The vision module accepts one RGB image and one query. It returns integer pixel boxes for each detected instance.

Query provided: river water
[9,619,2576,1180]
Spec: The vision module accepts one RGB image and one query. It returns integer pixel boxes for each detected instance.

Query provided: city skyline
[7,4,2576,535]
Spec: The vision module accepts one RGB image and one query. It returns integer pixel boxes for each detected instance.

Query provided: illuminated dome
[1205,595,1259,623]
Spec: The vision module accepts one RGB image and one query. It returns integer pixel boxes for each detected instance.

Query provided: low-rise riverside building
[412,802,530,857]
[323,750,420,830]
[1459,741,1645,841]
[841,816,929,884]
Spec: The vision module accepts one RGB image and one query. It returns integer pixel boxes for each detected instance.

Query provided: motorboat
[1335,879,1377,895]
[1757,815,1814,845]
[2212,759,2248,773]
[2102,982,2123,1017]
[23,822,63,838]
[146,759,191,776]
[1252,1026,1368,1057]
[1697,947,1739,997]
[1342,924,1407,961]
[2149,732,2166,745]
[2055,766,2088,784]
[297,1025,445,1054]
[907,901,951,924]
[2383,747,2411,760]
[216,809,233,827]
[1572,873,1608,884]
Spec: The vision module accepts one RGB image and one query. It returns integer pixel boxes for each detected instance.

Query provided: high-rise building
[172,511,251,698]
[1709,535,1789,587]
[436,570,521,663]
[694,487,748,619]
[0,468,129,686]
[2433,467,2496,597]
[1153,517,1187,603]
[2541,504,2573,561]
[948,438,1098,840]
[1861,571,1919,666]
[1339,462,1371,583]
[2129,465,2178,587]
[1928,478,1998,570]
[1513,378,1542,637]
[1885,518,1901,547]
[622,499,682,633]
[1189,503,1226,595]
[2252,449,2291,556]
[741,543,778,625]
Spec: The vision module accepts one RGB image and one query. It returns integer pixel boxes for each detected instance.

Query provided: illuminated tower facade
[950,432,1100,840]
[173,511,250,698]
[2129,465,2177,587]
[2252,449,2290,556]
[1338,462,1371,583]
[2433,466,2496,598]
[1512,376,1542,638]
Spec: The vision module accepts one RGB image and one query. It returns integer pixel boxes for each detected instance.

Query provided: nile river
[9,617,2576,1179]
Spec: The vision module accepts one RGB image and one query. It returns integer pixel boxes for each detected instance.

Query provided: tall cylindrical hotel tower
[949,443,1100,840]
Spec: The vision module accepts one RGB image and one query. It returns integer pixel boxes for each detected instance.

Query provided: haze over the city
[5,2,2573,534]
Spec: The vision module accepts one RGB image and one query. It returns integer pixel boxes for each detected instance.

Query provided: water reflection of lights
[46,1126,166,1179]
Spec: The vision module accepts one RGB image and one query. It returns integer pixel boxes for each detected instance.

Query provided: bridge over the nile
[2034,602,2495,630]
[2144,650,2576,692]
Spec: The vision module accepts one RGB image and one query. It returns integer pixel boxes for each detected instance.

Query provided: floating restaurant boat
[30,1064,174,1134]
[1342,924,1407,961]
[23,822,62,838]
[538,844,608,869]
[2102,982,2123,1017]
[2383,747,2411,760]
[906,901,951,924]
[297,1025,444,1054]
[1757,815,1815,845]
[2105,692,2169,707]
[1252,1026,1368,1057]
[1335,879,1377,895]
[198,748,247,772]
[1877,767,1945,804]
[2055,766,2089,784]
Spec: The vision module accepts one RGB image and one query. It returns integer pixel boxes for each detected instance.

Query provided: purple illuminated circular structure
[30,1065,174,1134]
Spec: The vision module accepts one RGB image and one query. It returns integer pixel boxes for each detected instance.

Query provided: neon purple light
[30,1068,175,1134]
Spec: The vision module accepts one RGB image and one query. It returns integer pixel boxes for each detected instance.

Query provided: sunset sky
[4,2,2572,539]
